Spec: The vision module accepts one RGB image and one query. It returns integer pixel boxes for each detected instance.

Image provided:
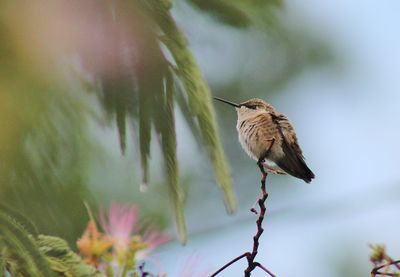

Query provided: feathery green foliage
[174,77,202,145]
[0,0,329,248]
[153,71,187,243]
[115,93,128,155]
[88,0,240,240]
[186,0,283,29]
[138,82,152,188]
[0,211,52,277]
[145,0,236,213]
[0,203,38,237]
[136,35,168,189]
[0,208,100,277]
[0,89,94,243]
[186,0,251,27]
[37,235,102,277]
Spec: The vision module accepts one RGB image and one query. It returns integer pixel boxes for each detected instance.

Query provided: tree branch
[244,161,273,277]
[371,259,400,277]
[210,252,249,277]
[211,152,275,276]
[254,262,276,277]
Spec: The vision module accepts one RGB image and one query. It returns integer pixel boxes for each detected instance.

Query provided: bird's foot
[266,168,286,175]
[262,162,286,175]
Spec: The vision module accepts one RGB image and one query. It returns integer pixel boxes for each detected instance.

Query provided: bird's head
[214,97,275,118]
[239,98,275,112]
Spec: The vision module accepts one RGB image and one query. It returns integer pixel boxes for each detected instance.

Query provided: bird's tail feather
[277,158,315,183]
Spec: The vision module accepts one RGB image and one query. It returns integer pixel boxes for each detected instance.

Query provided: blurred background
[1,0,399,276]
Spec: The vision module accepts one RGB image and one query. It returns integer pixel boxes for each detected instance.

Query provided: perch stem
[210,140,276,277]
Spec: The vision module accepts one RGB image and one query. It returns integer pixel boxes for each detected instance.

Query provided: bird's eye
[247,105,257,110]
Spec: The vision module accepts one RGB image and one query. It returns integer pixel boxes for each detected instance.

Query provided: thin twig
[372,273,400,277]
[210,252,249,277]
[244,161,269,276]
[210,141,276,277]
[254,262,276,277]
[371,260,400,277]
[385,256,400,271]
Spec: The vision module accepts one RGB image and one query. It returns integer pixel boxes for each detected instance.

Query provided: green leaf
[173,75,202,146]
[115,100,127,155]
[0,249,5,277]
[37,235,102,277]
[138,97,151,187]
[135,33,168,187]
[186,0,251,28]
[148,4,236,213]
[0,211,52,277]
[0,203,38,237]
[154,71,187,244]
[98,82,131,155]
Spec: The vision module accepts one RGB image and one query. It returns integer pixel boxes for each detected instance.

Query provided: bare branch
[211,140,276,276]
[210,252,249,277]
[254,262,276,277]
[371,259,400,277]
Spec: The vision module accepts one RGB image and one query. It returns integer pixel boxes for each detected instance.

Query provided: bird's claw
[261,162,286,175]
[266,168,286,175]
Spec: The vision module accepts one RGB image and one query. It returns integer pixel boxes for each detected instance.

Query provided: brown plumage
[215,97,315,183]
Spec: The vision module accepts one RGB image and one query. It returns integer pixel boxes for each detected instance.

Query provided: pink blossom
[99,202,169,260]
[137,226,170,260]
[99,202,138,255]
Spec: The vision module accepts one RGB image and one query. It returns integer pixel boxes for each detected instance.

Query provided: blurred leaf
[186,0,251,28]
[87,4,190,239]
[91,0,239,237]
[37,235,102,277]
[0,208,100,277]
[136,37,168,189]
[145,1,236,213]
[98,82,137,155]
[0,85,94,244]
[185,0,284,29]
[1,0,245,244]
[0,203,38,237]
[174,75,202,145]
[0,211,52,277]
[153,71,187,244]
[137,81,152,188]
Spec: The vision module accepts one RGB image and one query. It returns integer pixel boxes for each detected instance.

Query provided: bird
[214,97,315,183]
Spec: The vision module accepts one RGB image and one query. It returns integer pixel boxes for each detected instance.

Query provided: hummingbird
[214,97,315,183]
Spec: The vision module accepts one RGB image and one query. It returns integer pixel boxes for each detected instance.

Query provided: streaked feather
[272,113,314,183]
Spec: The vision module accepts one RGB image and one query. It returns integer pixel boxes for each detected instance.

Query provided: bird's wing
[273,113,304,158]
[272,113,314,183]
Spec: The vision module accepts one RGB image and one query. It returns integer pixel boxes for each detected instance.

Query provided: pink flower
[100,202,138,255]
[99,202,169,261]
[136,226,170,261]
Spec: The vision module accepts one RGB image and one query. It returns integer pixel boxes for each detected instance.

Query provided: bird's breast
[236,115,284,161]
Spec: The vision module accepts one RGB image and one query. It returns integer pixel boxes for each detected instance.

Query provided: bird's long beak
[213,97,240,108]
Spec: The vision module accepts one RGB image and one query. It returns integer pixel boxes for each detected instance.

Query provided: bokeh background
[1,0,399,276]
